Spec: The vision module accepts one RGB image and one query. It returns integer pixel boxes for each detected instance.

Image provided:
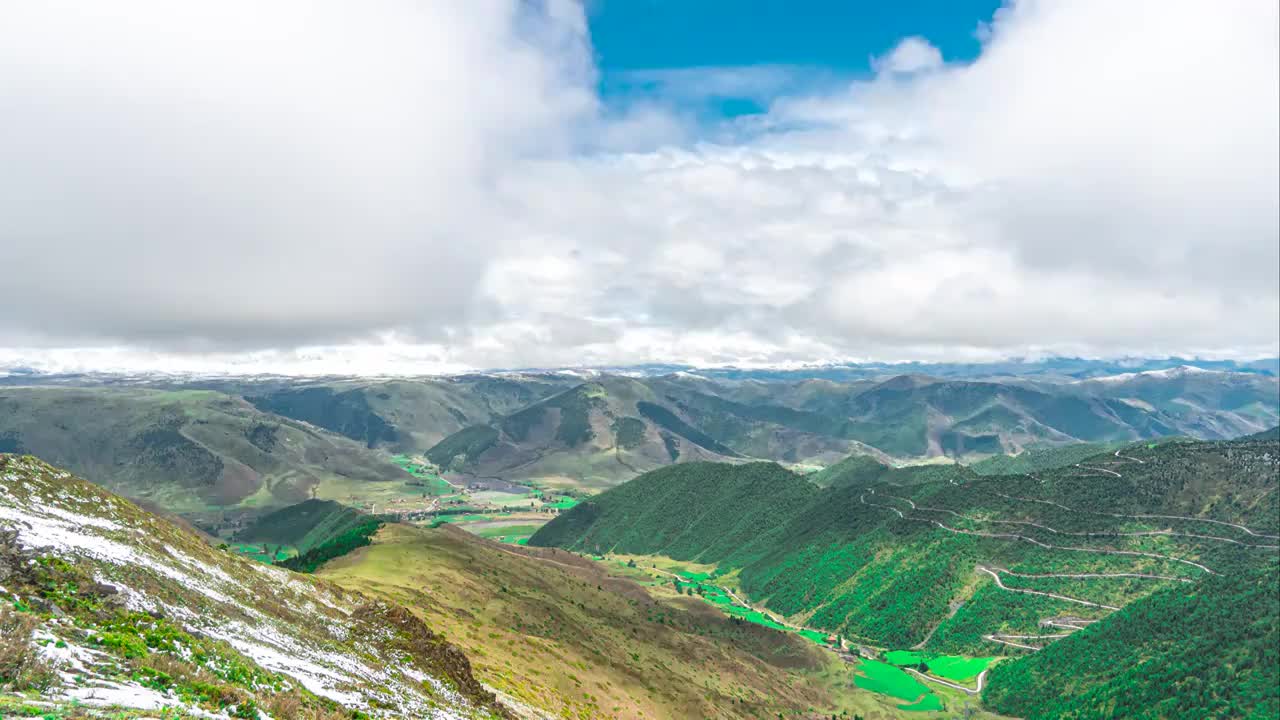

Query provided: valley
[530,432,1279,717]
[0,363,1276,719]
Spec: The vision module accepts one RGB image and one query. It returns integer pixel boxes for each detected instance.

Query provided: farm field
[854,660,944,712]
[390,453,454,494]
[467,520,545,545]
[883,650,996,684]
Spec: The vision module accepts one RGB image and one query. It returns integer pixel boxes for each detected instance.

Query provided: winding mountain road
[860,489,1218,574]
[879,493,1279,550]
[977,566,1120,610]
[987,488,1280,541]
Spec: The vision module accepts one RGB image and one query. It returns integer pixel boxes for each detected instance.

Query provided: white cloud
[0,0,1276,374]
[873,36,943,74]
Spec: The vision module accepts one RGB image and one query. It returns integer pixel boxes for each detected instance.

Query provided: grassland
[854,660,942,712]
[319,524,1001,719]
[228,542,296,564]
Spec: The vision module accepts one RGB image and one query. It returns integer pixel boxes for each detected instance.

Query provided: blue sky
[589,0,1003,116]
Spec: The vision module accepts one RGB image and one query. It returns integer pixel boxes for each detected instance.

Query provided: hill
[0,455,506,719]
[424,378,746,491]
[532,435,1279,711]
[246,374,574,452]
[318,521,1000,719]
[425,376,898,491]
[233,499,369,554]
[982,564,1279,719]
[0,387,411,513]
[967,442,1119,476]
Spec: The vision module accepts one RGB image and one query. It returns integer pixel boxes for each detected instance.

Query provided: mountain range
[1,361,1275,510]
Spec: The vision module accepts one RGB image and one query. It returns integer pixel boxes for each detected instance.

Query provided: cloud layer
[1,0,1276,374]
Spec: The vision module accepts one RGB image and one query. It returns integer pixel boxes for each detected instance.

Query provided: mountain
[967,442,1120,476]
[982,564,1278,719]
[1069,365,1280,438]
[5,365,1275,503]
[531,435,1278,709]
[0,387,410,513]
[245,375,575,452]
[430,369,1277,493]
[424,378,745,490]
[0,454,507,719]
[233,498,370,554]
[424,375,906,491]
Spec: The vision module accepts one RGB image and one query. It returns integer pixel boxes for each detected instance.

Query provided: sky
[0,0,1277,375]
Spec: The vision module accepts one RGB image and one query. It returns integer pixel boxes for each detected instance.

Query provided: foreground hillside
[317,521,994,719]
[532,435,1280,715]
[0,387,408,512]
[983,565,1278,719]
[0,454,507,718]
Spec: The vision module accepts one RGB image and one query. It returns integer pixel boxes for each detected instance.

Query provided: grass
[883,650,995,683]
[318,524,867,720]
[543,496,580,510]
[853,660,942,711]
[472,524,542,543]
[926,656,995,682]
[390,454,453,495]
[228,543,296,564]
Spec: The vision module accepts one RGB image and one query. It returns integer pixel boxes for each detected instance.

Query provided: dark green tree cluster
[278,517,384,573]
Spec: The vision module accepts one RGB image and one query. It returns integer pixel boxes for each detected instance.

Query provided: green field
[853,660,943,712]
[391,453,453,494]
[229,542,296,564]
[472,524,541,545]
[543,496,580,510]
[883,650,995,683]
[672,576,834,645]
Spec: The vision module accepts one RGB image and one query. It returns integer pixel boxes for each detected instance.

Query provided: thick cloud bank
[1,0,1276,373]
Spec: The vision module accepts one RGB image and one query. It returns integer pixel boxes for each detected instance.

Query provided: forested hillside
[968,442,1117,475]
[982,564,1279,719]
[234,498,369,553]
[533,434,1279,709]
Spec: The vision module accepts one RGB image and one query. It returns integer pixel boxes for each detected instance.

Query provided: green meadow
[543,496,580,510]
[229,542,296,564]
[390,453,453,494]
[884,650,995,682]
[853,660,943,712]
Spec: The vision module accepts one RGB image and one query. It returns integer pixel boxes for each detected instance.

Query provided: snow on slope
[0,454,505,719]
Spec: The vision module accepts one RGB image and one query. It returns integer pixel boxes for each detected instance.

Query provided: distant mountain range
[1,360,1276,506]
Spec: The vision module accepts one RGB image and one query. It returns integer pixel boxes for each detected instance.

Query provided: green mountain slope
[982,564,1279,719]
[424,378,742,490]
[246,375,574,452]
[0,387,408,513]
[968,442,1119,475]
[532,434,1278,669]
[0,455,506,719]
[233,498,369,553]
